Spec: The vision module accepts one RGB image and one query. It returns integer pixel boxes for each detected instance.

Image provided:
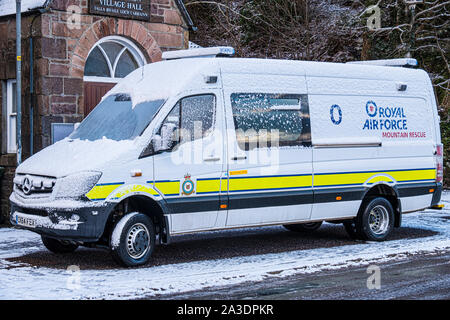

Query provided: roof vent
[347,58,418,68]
[162,47,235,60]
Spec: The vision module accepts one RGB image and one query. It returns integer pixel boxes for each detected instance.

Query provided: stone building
[0,0,194,223]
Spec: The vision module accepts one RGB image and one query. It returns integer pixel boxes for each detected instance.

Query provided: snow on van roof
[217,57,427,80]
[105,58,220,107]
[105,57,429,107]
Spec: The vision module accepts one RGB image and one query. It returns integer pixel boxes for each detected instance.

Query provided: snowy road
[162,252,450,299]
[1,192,449,299]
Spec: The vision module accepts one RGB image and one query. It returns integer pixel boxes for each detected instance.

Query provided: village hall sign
[89,0,151,21]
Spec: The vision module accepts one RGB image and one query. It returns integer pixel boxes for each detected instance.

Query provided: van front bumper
[9,194,115,242]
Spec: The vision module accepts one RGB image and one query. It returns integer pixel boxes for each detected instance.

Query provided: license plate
[15,214,37,228]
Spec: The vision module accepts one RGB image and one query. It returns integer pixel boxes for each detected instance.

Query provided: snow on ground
[1,192,450,299]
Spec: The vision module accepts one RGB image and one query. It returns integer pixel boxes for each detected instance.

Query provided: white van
[10,47,443,266]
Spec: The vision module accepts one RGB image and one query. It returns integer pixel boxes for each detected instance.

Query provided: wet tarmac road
[7,222,438,270]
[159,252,450,300]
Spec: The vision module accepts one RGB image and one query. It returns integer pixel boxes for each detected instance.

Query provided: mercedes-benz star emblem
[22,177,32,195]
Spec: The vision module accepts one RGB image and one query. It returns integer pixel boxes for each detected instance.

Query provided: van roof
[107,57,429,104]
[215,57,427,81]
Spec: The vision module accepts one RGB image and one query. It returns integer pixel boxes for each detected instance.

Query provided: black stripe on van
[228,189,313,210]
[313,187,365,204]
[165,195,220,214]
[164,182,436,214]
[397,182,437,198]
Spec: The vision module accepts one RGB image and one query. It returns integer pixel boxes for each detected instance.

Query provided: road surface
[0,192,449,299]
[160,252,450,300]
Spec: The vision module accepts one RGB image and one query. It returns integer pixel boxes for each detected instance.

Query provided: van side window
[158,94,216,151]
[180,95,215,143]
[230,93,311,150]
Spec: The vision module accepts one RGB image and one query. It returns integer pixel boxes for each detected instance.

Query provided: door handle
[203,156,221,162]
[231,155,247,160]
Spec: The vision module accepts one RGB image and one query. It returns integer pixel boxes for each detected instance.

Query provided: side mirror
[151,134,163,153]
[159,123,178,151]
[139,123,178,159]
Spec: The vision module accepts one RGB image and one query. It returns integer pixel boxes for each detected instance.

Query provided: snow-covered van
[10,47,443,266]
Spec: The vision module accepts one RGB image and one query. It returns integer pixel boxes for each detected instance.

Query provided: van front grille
[13,174,56,198]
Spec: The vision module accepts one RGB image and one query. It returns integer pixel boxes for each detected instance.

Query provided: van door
[224,91,313,227]
[153,91,226,233]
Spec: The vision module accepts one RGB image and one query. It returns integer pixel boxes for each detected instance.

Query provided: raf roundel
[182,174,195,196]
[330,104,342,125]
[366,101,378,117]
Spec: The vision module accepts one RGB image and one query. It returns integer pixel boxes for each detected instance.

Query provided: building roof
[0,0,196,30]
[0,0,49,17]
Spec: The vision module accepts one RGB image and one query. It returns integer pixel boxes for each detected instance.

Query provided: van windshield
[69,94,165,141]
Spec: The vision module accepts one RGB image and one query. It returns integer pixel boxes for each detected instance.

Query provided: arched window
[84,36,146,82]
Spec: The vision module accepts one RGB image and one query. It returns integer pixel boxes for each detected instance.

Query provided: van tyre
[283,221,322,233]
[356,197,394,241]
[41,236,79,254]
[110,212,155,267]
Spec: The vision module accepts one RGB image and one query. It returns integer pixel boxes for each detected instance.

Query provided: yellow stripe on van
[390,169,436,182]
[314,169,436,187]
[113,184,160,199]
[197,179,221,194]
[86,183,124,201]
[366,175,394,184]
[221,178,228,192]
[155,180,180,196]
[229,175,312,192]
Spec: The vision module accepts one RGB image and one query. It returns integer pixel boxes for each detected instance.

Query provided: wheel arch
[361,183,402,228]
[103,195,171,244]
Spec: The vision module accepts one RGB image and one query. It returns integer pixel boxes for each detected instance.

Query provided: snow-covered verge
[1,193,450,299]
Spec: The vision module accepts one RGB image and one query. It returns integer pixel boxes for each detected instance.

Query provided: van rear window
[230,93,311,150]
[70,94,165,141]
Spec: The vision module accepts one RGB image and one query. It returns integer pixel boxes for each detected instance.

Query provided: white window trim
[83,36,147,83]
[6,79,17,153]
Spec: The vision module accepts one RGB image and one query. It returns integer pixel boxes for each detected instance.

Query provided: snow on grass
[1,192,450,299]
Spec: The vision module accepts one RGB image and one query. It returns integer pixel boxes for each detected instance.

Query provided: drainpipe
[29,37,33,156]
[29,8,47,157]
[29,15,38,157]
[16,0,22,165]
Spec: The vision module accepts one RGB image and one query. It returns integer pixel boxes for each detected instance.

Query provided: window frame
[230,93,311,150]
[83,36,146,83]
[153,93,217,154]
[5,79,17,154]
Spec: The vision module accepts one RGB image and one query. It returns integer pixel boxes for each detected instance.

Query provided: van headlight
[54,171,102,199]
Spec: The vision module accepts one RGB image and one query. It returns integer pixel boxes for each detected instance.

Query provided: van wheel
[110,212,155,267]
[356,197,394,241]
[41,236,79,254]
[283,221,322,233]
